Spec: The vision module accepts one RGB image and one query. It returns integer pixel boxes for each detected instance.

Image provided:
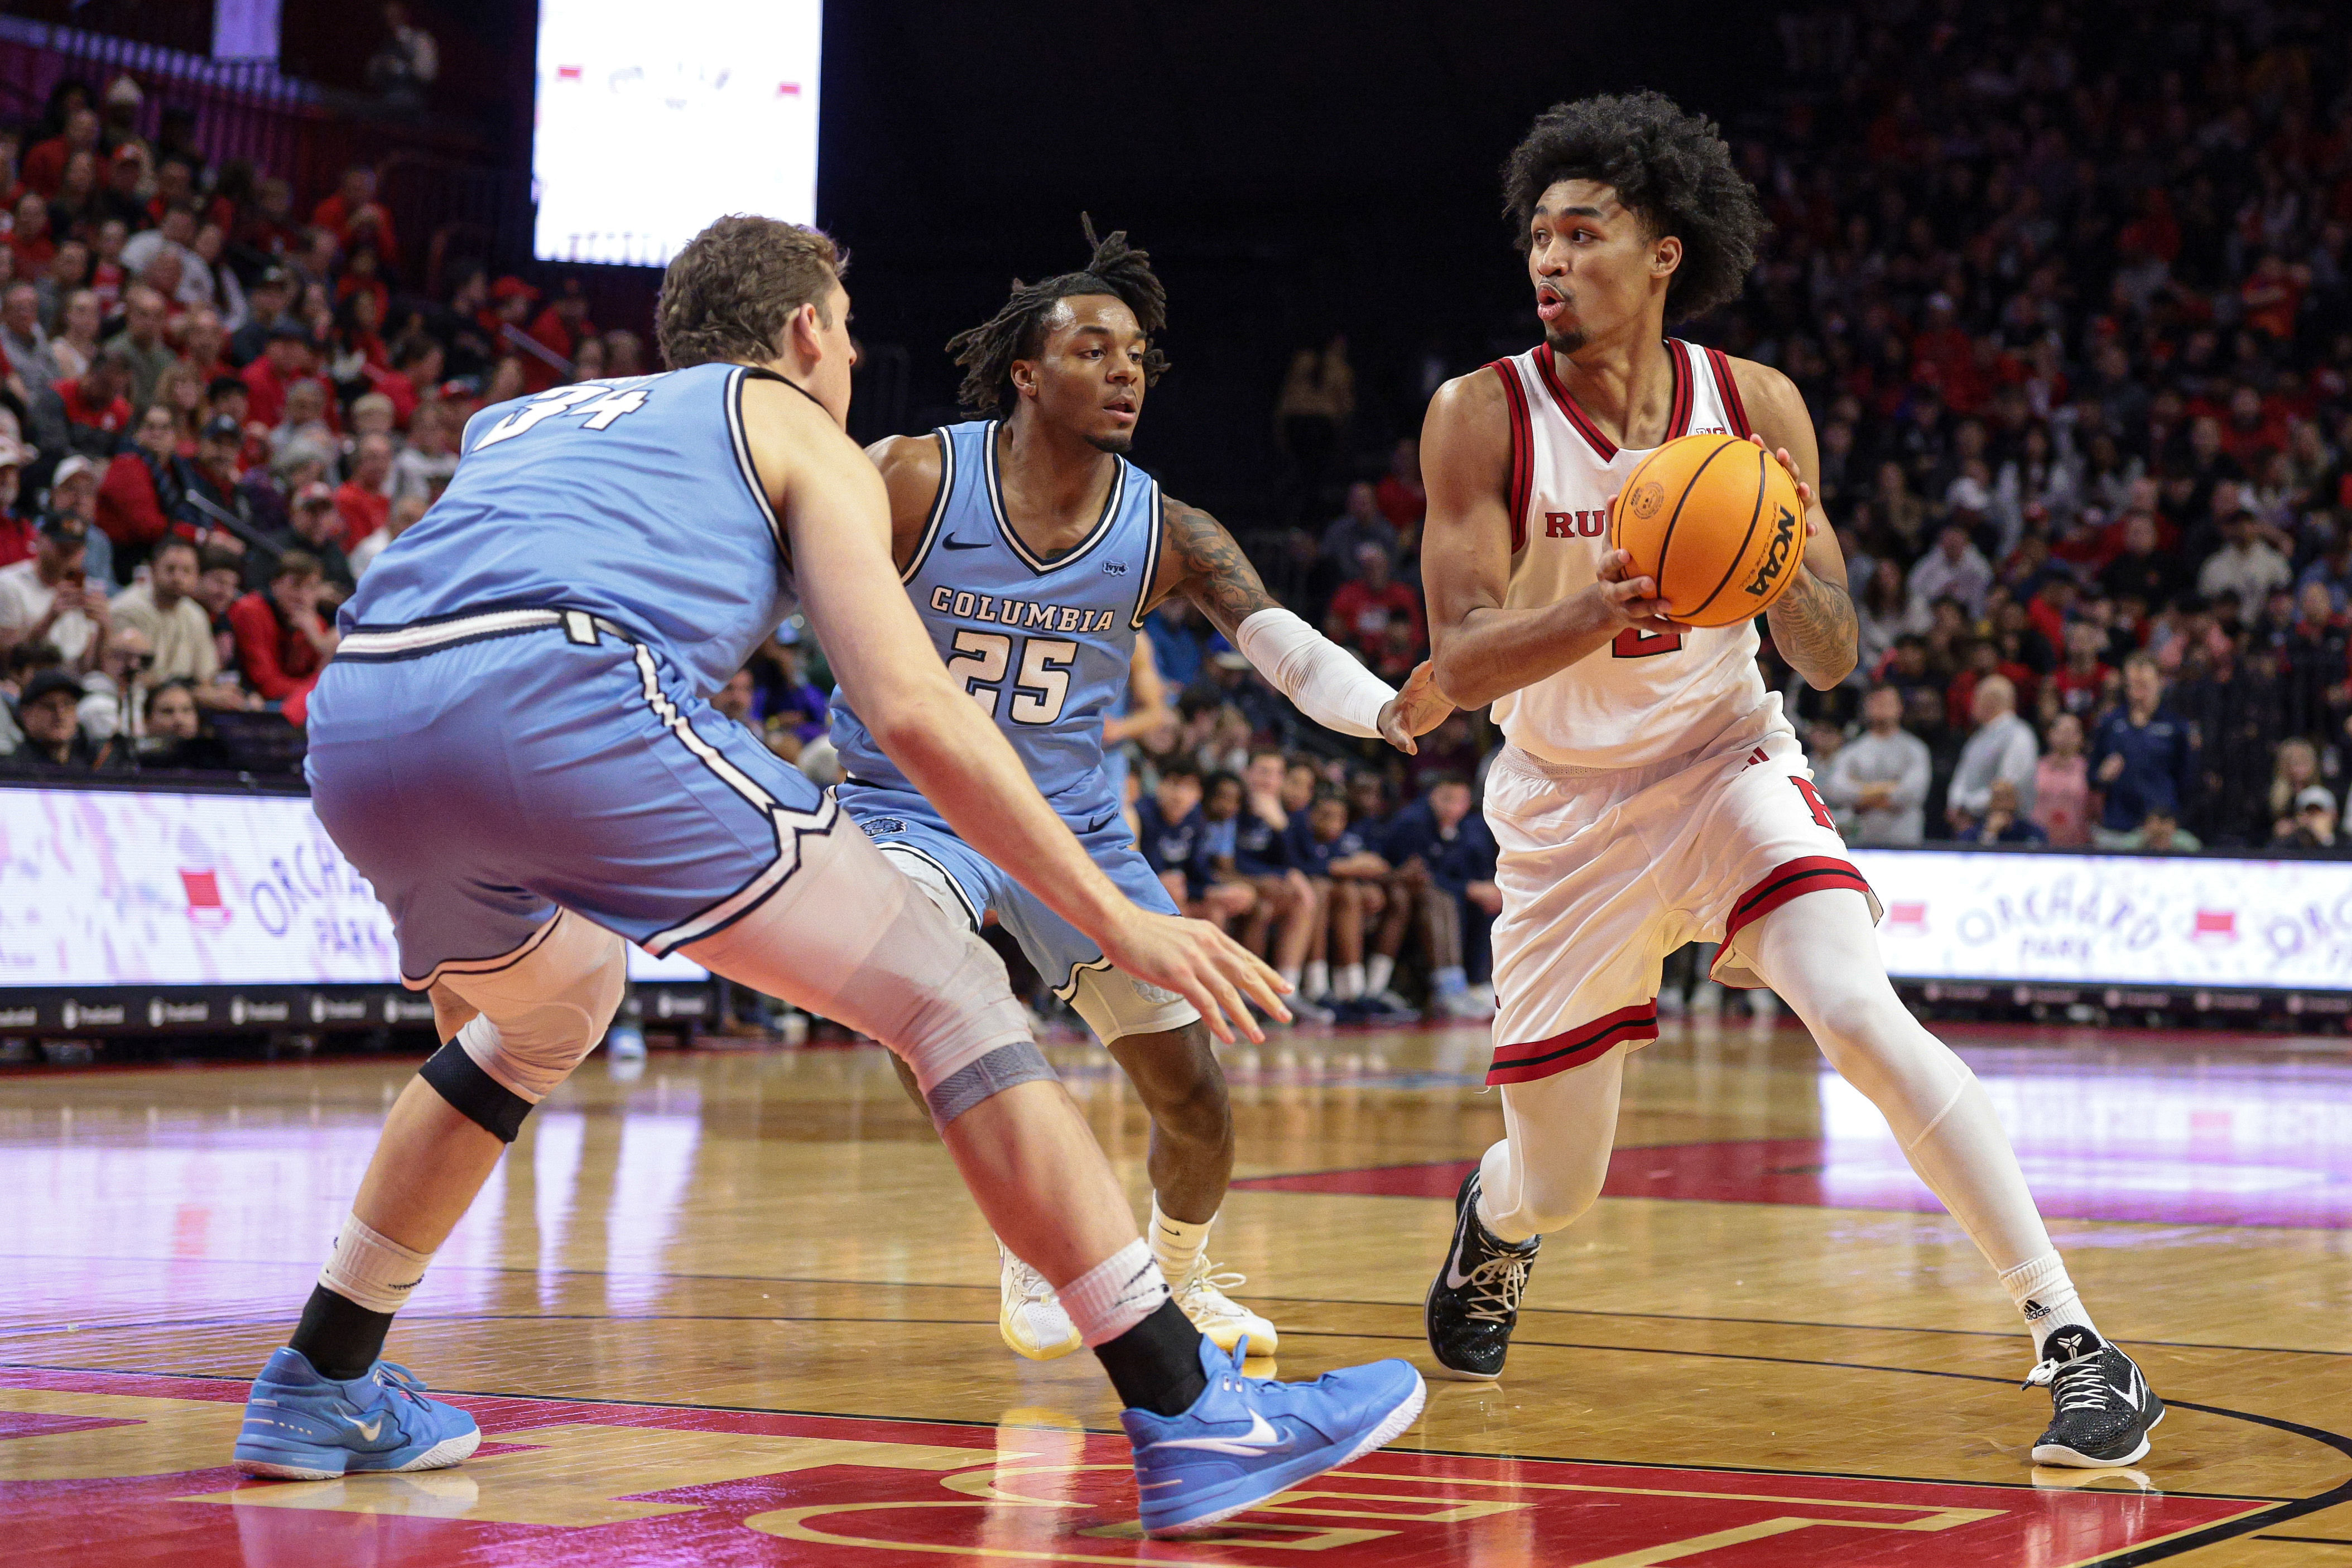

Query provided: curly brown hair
[656,215,844,370]
[1501,91,1764,324]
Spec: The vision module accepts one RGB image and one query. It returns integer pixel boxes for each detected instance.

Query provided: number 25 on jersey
[946,632,1079,725]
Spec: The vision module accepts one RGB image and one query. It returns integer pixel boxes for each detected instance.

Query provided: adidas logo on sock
[2021,1298,2051,1320]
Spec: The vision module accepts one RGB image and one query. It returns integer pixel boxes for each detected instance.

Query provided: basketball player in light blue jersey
[832,224,1452,1363]
[225,215,1426,1538]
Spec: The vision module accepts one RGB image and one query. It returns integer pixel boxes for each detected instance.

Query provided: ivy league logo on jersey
[1743,504,1799,598]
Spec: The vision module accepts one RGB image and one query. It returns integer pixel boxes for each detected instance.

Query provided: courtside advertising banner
[0,787,703,988]
[1852,848,2352,990]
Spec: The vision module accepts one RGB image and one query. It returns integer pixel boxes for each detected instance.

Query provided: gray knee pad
[423,911,627,1139]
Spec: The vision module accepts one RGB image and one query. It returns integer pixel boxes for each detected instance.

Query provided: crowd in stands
[0,71,634,775]
[7,0,2351,1023]
[1733,0,2352,857]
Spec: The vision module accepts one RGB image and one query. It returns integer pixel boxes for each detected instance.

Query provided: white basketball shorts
[1482,706,1880,1086]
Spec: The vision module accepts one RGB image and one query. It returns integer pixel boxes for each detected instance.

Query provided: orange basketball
[1609,434,1806,628]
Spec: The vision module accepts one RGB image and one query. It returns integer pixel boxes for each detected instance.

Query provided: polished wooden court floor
[4,1013,2351,1565]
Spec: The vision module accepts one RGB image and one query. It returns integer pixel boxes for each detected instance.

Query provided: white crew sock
[318,1214,435,1314]
[1058,1239,1172,1348]
[1432,965,1467,996]
[1304,959,1329,1000]
[1278,964,1302,992]
[1149,1195,1213,1286]
[2000,1252,2096,1354]
[1334,963,1365,1001]
[1366,954,1395,995]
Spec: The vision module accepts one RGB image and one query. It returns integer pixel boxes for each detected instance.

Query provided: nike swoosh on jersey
[942,536,990,550]
[1146,1408,1291,1456]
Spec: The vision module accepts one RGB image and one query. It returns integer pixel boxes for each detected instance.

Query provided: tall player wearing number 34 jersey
[1415,93,2162,1468]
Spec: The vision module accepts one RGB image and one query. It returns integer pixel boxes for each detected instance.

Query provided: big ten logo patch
[1545,510,1608,539]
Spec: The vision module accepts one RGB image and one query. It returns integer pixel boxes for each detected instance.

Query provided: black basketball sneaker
[2025,1325,2165,1467]
[1425,1168,1540,1380]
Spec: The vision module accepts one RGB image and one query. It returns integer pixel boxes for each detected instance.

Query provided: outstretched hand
[1096,908,1292,1046]
[1378,661,1456,754]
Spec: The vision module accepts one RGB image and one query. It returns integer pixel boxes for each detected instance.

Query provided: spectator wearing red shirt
[335,433,395,551]
[95,405,195,574]
[520,279,594,393]
[9,191,56,275]
[0,436,34,569]
[311,165,399,263]
[227,550,338,724]
[2048,621,2114,718]
[19,107,99,199]
[1325,543,1425,663]
[240,323,319,429]
[31,348,136,465]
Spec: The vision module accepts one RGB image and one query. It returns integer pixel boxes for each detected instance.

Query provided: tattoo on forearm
[1768,570,1857,681]
[1161,497,1276,639]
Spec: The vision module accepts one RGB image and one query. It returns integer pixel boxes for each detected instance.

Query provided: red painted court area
[0,1368,2267,1566]
[1232,1130,2352,1229]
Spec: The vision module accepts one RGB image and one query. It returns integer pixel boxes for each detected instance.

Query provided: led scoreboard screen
[532,0,823,267]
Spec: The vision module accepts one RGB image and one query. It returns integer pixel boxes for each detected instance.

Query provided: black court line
[0,1358,2303,1509]
[7,1258,2348,1364]
[2254,1536,2352,1546]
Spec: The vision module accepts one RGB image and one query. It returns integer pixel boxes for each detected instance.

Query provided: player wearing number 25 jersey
[831,416,1169,1003]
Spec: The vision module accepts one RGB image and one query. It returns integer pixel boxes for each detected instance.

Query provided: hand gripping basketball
[1607,432,1808,627]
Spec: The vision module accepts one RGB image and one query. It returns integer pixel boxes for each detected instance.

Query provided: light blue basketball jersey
[831,419,1163,815]
[344,362,794,694]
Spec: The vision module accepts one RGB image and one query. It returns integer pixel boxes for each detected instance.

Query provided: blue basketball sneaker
[232,1347,482,1479]
[1123,1333,1426,1537]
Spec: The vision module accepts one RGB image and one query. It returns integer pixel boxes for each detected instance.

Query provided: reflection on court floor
[4,1021,2349,1565]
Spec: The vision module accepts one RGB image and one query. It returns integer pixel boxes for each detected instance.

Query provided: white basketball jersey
[1489,338,1775,769]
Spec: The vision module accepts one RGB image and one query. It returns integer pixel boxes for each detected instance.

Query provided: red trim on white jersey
[1487,338,1772,768]
[1702,345,1750,438]
[1490,359,1535,554]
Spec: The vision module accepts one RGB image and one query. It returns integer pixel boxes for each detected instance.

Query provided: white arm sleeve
[1232,607,1396,739]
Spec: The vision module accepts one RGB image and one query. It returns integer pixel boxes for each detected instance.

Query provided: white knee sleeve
[1476,1045,1628,1242]
[422,910,627,1138]
[1749,889,2056,1274]
[437,909,628,1104]
[689,826,1056,1128]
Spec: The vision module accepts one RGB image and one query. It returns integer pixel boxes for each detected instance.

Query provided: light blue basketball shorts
[307,608,839,987]
[836,780,1199,1042]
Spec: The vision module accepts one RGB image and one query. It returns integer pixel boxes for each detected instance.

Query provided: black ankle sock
[1092,1297,1210,1416]
[289,1284,394,1382]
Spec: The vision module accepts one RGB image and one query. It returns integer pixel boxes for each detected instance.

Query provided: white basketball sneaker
[1170,1253,1280,1357]
[997,1239,1083,1360]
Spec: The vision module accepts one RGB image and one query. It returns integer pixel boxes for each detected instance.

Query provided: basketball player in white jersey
[1415,93,2161,1468]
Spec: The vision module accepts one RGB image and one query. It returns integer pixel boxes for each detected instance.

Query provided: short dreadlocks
[1501,90,1764,323]
[947,217,1170,416]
